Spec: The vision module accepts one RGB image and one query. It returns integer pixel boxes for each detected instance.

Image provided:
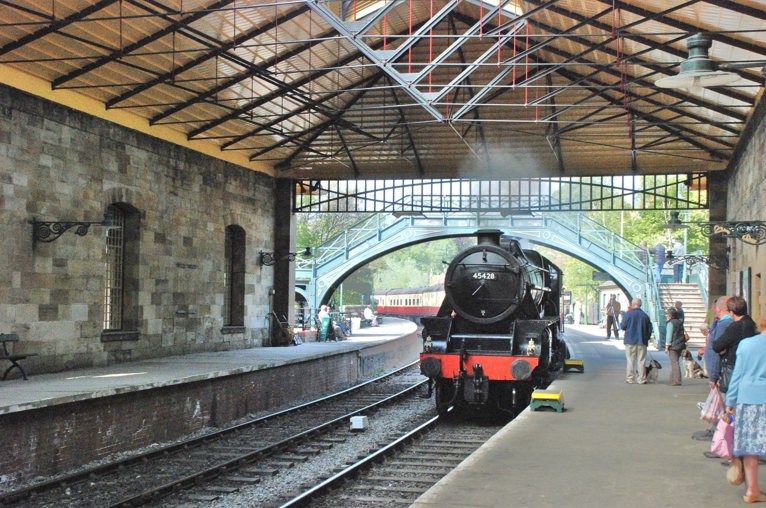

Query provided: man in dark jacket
[712,296,757,392]
[620,297,653,384]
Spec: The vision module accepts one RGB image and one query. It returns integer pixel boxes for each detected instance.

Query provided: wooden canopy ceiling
[1,0,764,179]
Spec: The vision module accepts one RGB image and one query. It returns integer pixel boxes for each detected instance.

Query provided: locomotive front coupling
[465,363,489,404]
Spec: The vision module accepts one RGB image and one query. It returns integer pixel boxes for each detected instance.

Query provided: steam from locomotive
[419,229,567,415]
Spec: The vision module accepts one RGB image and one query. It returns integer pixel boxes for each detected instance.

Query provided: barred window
[103,205,125,330]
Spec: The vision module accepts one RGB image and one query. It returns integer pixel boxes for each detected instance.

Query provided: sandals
[744,494,766,503]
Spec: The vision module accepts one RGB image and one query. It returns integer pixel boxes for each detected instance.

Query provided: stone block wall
[0,85,277,373]
[726,100,765,322]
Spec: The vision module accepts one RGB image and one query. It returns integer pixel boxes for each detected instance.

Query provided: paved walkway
[0,319,417,415]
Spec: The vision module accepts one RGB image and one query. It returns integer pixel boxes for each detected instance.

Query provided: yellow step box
[531,388,565,412]
[563,358,584,373]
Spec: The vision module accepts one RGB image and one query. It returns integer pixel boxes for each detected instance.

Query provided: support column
[707,171,728,300]
[271,179,296,346]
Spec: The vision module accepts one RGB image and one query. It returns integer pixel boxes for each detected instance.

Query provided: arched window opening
[103,203,140,333]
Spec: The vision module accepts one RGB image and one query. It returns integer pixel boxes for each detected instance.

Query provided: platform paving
[411,324,762,508]
[0,319,417,416]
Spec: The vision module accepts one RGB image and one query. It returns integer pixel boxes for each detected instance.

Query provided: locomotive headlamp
[511,359,532,380]
[420,357,442,378]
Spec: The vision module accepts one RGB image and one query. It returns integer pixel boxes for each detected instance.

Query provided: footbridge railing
[296,211,658,327]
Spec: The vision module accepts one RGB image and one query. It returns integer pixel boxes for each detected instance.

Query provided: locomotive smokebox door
[444,230,525,325]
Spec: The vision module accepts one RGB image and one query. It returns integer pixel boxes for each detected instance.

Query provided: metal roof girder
[429,28,521,111]
[408,0,519,83]
[305,0,444,122]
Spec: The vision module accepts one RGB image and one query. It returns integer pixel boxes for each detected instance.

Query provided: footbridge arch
[295,212,654,315]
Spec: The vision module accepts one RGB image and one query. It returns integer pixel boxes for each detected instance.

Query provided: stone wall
[726,99,765,323]
[0,85,276,373]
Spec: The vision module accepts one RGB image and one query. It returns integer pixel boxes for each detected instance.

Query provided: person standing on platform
[652,241,666,283]
[605,294,621,340]
[675,300,685,323]
[713,296,757,393]
[723,315,766,504]
[671,238,685,282]
[664,307,686,386]
[620,297,653,384]
[317,305,331,341]
[693,295,733,442]
[638,241,649,266]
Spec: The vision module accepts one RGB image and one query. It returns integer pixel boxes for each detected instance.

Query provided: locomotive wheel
[435,379,456,416]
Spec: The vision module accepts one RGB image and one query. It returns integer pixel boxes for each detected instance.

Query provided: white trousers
[625,344,647,383]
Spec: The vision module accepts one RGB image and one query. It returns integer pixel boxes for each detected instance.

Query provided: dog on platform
[645,358,662,383]
[681,349,707,379]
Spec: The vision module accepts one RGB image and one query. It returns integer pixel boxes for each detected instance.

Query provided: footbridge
[295,212,657,320]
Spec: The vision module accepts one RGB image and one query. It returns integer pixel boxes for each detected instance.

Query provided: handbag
[727,457,744,485]
[719,361,733,393]
[700,386,723,422]
[711,418,734,459]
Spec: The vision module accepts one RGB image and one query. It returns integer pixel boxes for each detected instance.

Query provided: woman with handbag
[664,307,686,386]
[724,315,766,504]
[713,296,757,393]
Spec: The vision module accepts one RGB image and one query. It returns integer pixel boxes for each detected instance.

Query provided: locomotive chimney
[476,229,502,247]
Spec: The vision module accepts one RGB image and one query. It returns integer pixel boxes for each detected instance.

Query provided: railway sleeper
[384,459,462,467]
[365,475,440,483]
[318,437,348,444]
[241,466,279,476]
[295,446,325,454]
[393,452,466,462]
[273,453,310,462]
[408,444,480,453]
[341,494,415,504]
[268,459,297,467]
[203,485,239,493]
[225,475,261,484]
[351,485,428,494]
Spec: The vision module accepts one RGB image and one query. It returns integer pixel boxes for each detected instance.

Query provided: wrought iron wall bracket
[31,218,110,244]
[259,250,297,266]
[668,254,728,271]
[698,221,766,245]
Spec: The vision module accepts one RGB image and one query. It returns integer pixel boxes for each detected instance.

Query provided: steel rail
[0,361,420,505]
[278,414,443,508]
[106,377,429,508]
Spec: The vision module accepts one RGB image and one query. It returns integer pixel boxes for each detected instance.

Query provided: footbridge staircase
[295,211,666,335]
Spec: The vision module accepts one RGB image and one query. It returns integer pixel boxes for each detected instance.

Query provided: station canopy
[1,1,764,180]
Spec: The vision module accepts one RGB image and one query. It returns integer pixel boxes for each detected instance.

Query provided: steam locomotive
[419,230,567,415]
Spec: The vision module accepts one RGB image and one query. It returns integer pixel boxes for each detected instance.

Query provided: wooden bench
[0,333,37,380]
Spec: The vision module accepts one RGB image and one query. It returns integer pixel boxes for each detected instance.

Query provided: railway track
[278,416,505,508]
[0,363,429,508]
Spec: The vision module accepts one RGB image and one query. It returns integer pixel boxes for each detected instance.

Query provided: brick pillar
[707,171,728,300]
[271,179,296,346]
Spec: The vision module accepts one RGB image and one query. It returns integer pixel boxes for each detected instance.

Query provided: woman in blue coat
[725,315,766,503]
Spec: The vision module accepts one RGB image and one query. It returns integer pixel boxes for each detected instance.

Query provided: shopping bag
[710,418,734,459]
[700,386,723,422]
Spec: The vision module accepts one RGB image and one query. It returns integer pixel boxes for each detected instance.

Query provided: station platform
[0,319,419,489]
[411,324,760,508]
